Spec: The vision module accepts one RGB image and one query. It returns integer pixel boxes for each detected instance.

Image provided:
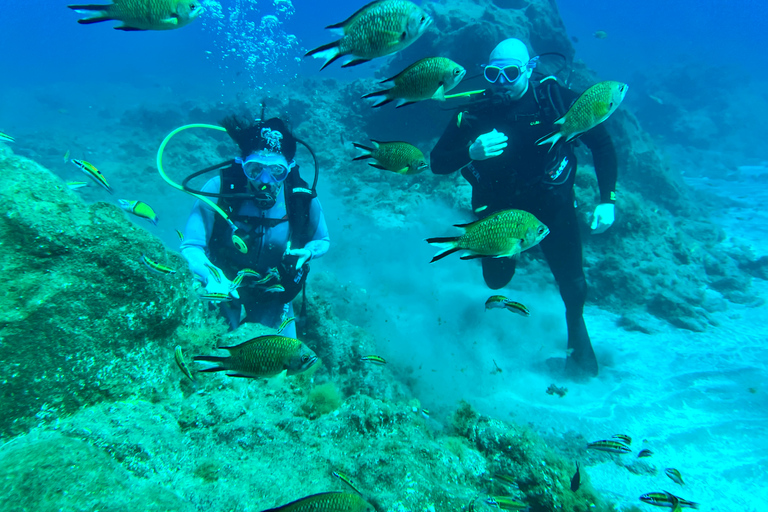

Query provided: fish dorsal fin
[325,0,385,31]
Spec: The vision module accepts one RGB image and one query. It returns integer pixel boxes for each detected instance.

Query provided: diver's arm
[180,177,221,283]
[430,112,473,174]
[303,196,330,261]
[580,123,618,203]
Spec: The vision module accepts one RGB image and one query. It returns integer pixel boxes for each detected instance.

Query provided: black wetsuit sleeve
[430,112,472,175]
[581,123,617,204]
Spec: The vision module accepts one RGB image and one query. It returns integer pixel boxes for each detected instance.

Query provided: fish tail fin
[361,90,393,108]
[192,355,228,373]
[304,41,343,70]
[68,4,113,23]
[535,130,563,151]
[352,143,373,160]
[426,237,460,263]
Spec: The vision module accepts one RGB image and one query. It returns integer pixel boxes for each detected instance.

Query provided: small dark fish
[612,434,632,445]
[546,383,568,397]
[638,449,654,458]
[570,462,580,492]
[587,440,631,454]
[665,468,684,485]
[571,35,579,43]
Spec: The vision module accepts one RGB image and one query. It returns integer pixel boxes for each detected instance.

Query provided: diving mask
[236,152,291,184]
[483,56,539,84]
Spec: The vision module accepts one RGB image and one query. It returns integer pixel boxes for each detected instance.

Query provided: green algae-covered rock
[0,146,201,435]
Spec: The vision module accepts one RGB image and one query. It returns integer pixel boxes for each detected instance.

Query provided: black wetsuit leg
[536,194,598,378]
[482,257,517,289]
[219,301,242,331]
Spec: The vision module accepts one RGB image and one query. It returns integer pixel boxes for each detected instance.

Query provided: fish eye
[609,102,614,108]
[301,354,309,362]
[453,68,461,75]
[420,15,425,22]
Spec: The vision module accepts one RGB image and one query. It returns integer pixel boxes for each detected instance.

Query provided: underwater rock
[0,146,207,435]
[0,434,187,511]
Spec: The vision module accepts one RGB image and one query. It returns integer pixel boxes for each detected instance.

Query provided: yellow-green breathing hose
[156,123,248,253]
[444,89,487,100]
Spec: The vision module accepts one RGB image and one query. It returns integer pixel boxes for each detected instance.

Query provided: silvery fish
[363,57,466,108]
[536,80,628,150]
[305,0,432,70]
[352,140,429,174]
[0,133,14,143]
[194,335,318,379]
[260,492,374,512]
[427,209,549,263]
[68,0,203,31]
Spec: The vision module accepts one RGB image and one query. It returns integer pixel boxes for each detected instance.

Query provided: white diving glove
[590,203,615,234]
[469,129,508,160]
[285,247,312,268]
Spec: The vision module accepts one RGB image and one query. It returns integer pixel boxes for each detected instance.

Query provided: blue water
[2,1,767,511]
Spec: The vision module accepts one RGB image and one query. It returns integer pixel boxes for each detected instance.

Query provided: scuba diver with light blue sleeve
[180,115,329,336]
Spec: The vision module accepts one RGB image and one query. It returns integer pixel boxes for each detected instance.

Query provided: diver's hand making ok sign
[469,129,508,160]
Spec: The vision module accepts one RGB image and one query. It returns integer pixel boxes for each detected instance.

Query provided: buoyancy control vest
[209,164,317,304]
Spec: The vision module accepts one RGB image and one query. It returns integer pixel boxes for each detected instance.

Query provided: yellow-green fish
[587,440,631,454]
[66,181,89,190]
[119,199,158,225]
[638,449,654,458]
[197,292,232,302]
[353,140,429,174]
[174,345,195,381]
[427,209,549,263]
[639,491,698,509]
[142,254,176,275]
[421,408,430,419]
[277,316,295,334]
[305,0,432,70]
[71,158,112,193]
[362,57,466,108]
[204,263,222,283]
[612,434,632,445]
[484,295,530,317]
[265,284,285,293]
[332,471,362,495]
[238,268,261,278]
[68,0,203,31]
[536,80,628,151]
[231,273,245,289]
[259,492,374,512]
[0,133,14,143]
[593,30,608,39]
[175,229,184,242]
[63,149,71,163]
[493,474,517,488]
[665,468,684,485]
[360,355,386,365]
[486,497,527,510]
[194,335,318,379]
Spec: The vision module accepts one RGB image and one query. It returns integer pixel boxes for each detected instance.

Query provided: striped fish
[71,158,112,193]
[587,440,631,454]
[360,355,386,365]
[142,254,176,275]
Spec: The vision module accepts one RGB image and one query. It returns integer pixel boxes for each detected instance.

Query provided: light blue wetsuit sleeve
[180,176,221,285]
[304,196,329,260]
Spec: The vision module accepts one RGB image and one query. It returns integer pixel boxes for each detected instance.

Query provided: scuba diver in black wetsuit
[430,39,618,379]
